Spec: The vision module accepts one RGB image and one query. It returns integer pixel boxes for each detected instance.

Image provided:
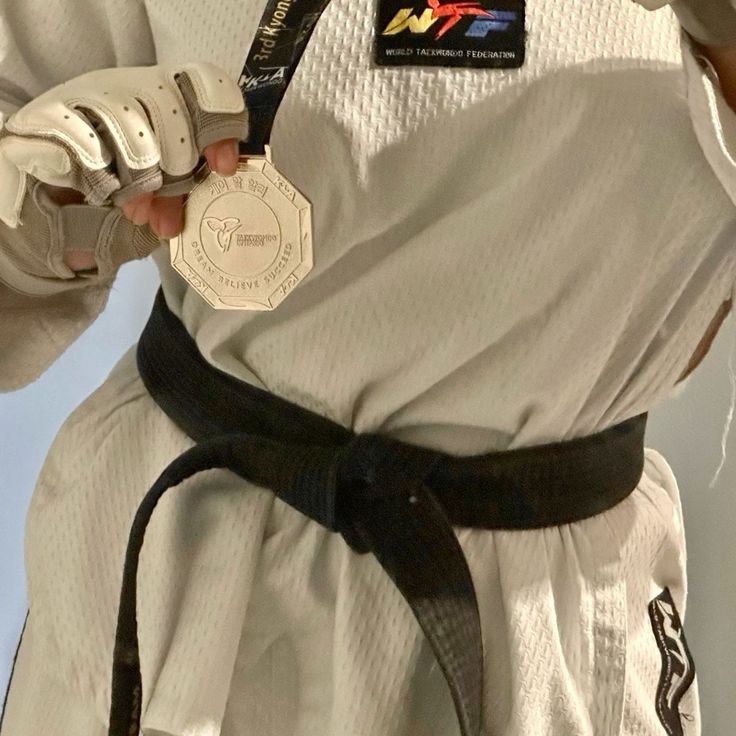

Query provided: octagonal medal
[170,146,313,310]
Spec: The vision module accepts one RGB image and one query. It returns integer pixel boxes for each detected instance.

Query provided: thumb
[96,208,162,278]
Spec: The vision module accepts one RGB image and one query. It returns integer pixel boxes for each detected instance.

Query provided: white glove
[0,62,248,229]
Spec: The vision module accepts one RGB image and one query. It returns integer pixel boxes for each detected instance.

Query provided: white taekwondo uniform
[1,1,736,734]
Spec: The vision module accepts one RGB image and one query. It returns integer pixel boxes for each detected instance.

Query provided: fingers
[122,191,180,237]
[174,66,248,152]
[204,138,239,177]
[122,192,154,226]
[121,138,240,236]
[148,194,185,239]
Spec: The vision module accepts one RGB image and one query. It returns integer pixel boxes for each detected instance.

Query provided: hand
[50,138,240,270]
[0,62,248,275]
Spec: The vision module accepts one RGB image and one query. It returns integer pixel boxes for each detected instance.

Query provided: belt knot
[333,432,442,554]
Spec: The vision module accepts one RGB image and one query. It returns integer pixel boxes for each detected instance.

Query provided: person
[1,0,735,734]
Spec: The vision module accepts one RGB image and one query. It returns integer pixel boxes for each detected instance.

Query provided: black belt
[108,288,648,736]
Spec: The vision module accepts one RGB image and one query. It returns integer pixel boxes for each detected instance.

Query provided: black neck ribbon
[238,0,332,155]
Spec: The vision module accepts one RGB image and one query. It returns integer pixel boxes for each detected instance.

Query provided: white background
[1,258,734,731]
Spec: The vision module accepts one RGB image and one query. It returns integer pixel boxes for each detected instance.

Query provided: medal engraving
[171,147,313,310]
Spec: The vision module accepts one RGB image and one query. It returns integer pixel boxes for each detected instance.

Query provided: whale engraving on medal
[204,217,241,253]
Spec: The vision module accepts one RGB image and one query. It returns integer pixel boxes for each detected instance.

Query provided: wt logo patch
[648,587,696,736]
[382,0,495,40]
[375,0,524,68]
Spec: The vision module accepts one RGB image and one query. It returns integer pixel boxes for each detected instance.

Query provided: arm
[0,98,116,392]
[673,41,736,385]
[0,3,133,392]
[668,13,736,383]
[0,8,246,393]
[628,0,736,206]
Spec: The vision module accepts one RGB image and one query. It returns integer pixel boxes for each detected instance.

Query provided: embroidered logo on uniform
[375,0,525,69]
[464,9,517,37]
[380,3,521,39]
[648,587,696,736]
[382,1,496,40]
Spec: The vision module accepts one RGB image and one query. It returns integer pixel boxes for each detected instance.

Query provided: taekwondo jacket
[0,1,735,734]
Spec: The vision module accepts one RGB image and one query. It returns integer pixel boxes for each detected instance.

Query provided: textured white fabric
[2,1,736,735]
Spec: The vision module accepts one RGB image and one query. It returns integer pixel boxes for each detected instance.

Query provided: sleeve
[679,25,736,210]
[0,1,161,392]
[0,103,114,393]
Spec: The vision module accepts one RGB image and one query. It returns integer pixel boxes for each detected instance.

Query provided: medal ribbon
[238,0,332,155]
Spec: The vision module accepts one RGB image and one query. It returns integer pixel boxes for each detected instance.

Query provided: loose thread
[708,310,736,489]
